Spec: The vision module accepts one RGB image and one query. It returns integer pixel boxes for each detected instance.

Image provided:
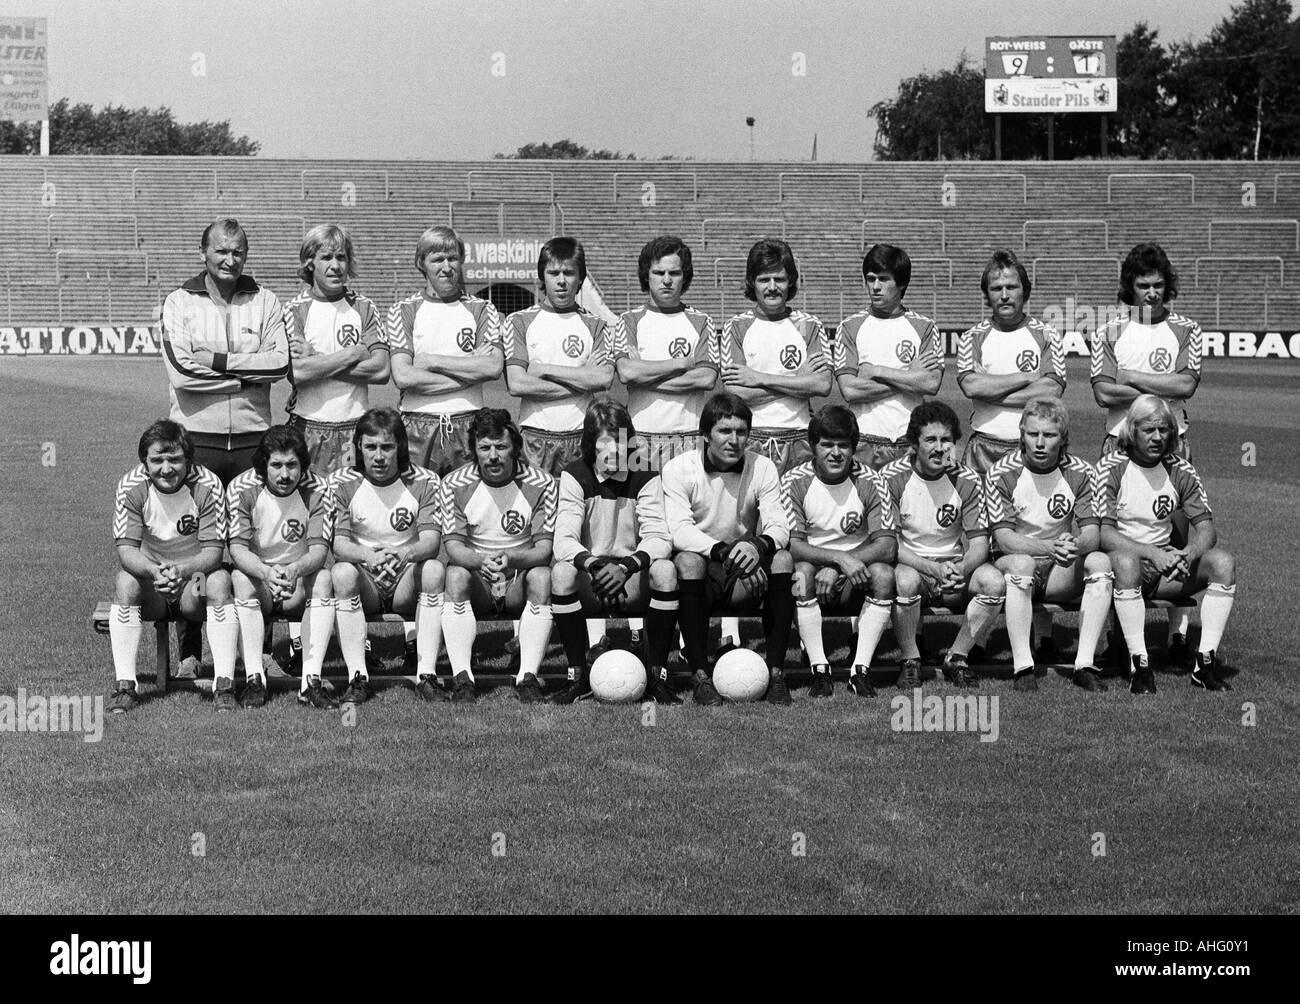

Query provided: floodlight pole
[746,117,755,161]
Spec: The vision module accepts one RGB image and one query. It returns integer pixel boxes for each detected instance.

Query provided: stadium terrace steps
[2,156,1298,330]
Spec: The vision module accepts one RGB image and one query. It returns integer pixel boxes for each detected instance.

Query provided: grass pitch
[0,356,1297,913]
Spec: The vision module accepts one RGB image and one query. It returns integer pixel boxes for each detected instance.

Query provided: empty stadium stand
[2,156,1298,332]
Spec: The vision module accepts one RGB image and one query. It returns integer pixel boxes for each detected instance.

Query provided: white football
[590,649,647,703]
[712,648,770,702]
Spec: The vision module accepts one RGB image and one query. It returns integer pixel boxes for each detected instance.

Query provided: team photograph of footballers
[5,207,1289,918]
[90,223,1252,711]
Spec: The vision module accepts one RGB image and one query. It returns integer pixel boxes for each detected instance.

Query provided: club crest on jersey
[1047,493,1071,520]
[501,509,526,535]
[936,503,958,528]
[562,334,584,358]
[1152,494,1174,520]
[176,513,199,535]
[1015,349,1039,372]
[840,511,862,535]
[337,324,359,347]
[456,326,475,353]
[668,336,691,359]
[281,518,305,543]
[390,507,415,532]
[779,344,802,370]
[895,341,917,364]
[1149,347,1172,372]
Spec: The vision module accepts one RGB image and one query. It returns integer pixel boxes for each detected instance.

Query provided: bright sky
[32,0,1231,161]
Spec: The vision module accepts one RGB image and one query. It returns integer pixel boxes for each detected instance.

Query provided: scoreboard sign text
[0,17,47,122]
[985,36,1117,114]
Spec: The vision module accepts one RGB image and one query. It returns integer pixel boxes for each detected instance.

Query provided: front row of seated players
[108,394,1239,711]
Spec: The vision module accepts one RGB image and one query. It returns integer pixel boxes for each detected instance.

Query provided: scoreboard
[985,36,1117,114]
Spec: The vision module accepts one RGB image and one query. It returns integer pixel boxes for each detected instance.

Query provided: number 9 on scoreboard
[1000,52,1029,75]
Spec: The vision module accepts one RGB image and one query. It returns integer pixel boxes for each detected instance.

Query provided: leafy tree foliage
[870,55,991,160]
[0,99,259,155]
[495,139,634,160]
[871,1,1300,160]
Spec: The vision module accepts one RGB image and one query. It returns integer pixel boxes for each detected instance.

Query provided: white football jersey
[1096,452,1211,547]
[284,289,387,423]
[440,462,557,552]
[504,305,609,431]
[227,469,331,565]
[329,466,442,551]
[878,458,988,561]
[781,461,897,552]
[113,463,226,564]
[1091,312,1201,435]
[610,305,716,434]
[957,318,1066,440]
[834,309,942,440]
[722,308,830,430]
[388,292,502,416]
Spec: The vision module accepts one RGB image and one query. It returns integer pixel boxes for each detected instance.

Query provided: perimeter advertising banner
[4,325,1300,359]
[985,35,1117,113]
[462,235,544,283]
[0,17,47,122]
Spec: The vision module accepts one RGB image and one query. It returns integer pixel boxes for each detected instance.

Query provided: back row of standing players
[162,219,1201,489]
[127,219,1230,707]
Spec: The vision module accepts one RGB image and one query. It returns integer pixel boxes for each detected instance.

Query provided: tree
[0,99,259,155]
[1111,22,1177,158]
[495,139,634,160]
[1165,0,1300,158]
[870,54,991,160]
[868,4,1300,160]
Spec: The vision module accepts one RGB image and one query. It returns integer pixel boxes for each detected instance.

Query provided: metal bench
[91,598,1197,695]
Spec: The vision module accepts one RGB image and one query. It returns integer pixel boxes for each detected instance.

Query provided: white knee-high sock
[518,602,553,682]
[1199,583,1236,654]
[335,595,369,679]
[109,604,143,684]
[795,599,827,665]
[288,620,302,651]
[416,592,444,677]
[720,616,740,645]
[954,594,1005,659]
[893,596,922,659]
[299,597,335,690]
[587,619,604,647]
[207,604,239,682]
[234,599,265,683]
[442,600,477,681]
[1113,588,1148,663]
[854,598,893,668]
[1075,572,1113,669]
[1003,573,1035,671]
